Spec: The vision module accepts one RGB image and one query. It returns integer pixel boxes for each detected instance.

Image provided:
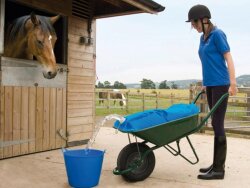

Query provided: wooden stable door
[0,58,67,159]
[0,86,66,159]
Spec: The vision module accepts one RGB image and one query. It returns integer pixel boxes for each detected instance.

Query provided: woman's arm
[224,52,238,96]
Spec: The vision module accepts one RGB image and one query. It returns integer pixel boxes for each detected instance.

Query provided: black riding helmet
[186,4,211,22]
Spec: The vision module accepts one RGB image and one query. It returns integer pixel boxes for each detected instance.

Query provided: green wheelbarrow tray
[113,91,229,179]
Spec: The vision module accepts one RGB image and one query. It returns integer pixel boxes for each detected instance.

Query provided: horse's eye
[37,40,44,47]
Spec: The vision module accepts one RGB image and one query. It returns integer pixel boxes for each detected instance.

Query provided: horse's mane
[6,15,56,44]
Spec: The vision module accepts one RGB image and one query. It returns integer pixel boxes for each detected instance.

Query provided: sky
[96,0,250,84]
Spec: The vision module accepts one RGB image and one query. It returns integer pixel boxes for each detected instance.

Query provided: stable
[0,0,165,159]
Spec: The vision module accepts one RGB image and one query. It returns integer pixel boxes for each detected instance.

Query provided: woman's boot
[198,136,227,180]
[199,164,213,173]
[199,137,216,173]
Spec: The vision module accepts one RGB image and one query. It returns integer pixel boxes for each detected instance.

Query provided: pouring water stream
[85,114,125,151]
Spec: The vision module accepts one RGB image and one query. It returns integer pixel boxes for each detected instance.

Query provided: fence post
[142,93,145,111]
[238,88,250,116]
[107,91,110,113]
[196,82,208,130]
[156,93,159,109]
[247,91,250,116]
[170,93,174,105]
[126,92,129,113]
[189,84,194,103]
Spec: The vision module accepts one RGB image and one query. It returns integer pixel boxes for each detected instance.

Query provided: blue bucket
[62,148,105,188]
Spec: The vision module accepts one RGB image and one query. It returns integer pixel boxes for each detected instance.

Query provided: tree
[159,80,170,89]
[104,81,111,88]
[96,81,104,88]
[113,81,127,89]
[140,78,156,89]
[171,81,178,89]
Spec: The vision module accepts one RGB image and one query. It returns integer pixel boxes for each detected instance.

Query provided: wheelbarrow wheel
[117,143,155,182]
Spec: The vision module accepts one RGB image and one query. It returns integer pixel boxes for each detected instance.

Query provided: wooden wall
[67,16,96,143]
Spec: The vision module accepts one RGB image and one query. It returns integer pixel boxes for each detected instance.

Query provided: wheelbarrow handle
[192,90,206,104]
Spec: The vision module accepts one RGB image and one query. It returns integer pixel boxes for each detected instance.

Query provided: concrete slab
[0,126,250,188]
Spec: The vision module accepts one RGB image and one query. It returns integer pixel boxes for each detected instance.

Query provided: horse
[99,89,127,106]
[4,12,60,79]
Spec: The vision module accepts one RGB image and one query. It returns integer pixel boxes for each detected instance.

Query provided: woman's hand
[224,52,237,96]
[228,84,238,96]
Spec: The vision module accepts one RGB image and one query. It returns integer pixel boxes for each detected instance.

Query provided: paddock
[0,0,165,159]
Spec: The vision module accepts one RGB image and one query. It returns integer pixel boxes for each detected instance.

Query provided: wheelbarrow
[112,91,229,182]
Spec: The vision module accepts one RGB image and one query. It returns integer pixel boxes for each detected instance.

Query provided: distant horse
[4,12,60,79]
[99,89,127,106]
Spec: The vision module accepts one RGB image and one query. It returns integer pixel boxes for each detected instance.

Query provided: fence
[95,88,250,132]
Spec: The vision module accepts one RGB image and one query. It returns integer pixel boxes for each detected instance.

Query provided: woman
[186,5,237,180]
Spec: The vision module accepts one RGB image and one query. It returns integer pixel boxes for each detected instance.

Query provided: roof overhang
[94,0,165,19]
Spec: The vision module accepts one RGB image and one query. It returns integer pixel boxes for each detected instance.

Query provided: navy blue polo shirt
[198,27,230,86]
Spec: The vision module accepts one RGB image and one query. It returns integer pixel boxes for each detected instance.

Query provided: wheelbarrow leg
[163,136,199,165]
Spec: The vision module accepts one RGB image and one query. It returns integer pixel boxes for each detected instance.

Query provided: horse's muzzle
[43,71,57,79]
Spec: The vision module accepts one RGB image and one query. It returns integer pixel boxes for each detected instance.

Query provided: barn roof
[72,0,165,19]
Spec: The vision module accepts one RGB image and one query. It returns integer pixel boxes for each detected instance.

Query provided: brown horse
[4,12,60,79]
[99,89,126,106]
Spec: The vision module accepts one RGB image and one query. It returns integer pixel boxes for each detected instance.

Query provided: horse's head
[25,13,60,79]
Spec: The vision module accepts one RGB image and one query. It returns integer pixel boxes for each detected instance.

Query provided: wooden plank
[67,132,92,143]
[12,87,21,156]
[28,87,36,153]
[16,0,71,15]
[49,88,56,149]
[68,51,93,61]
[62,88,67,147]
[67,124,93,135]
[68,84,94,93]
[56,88,63,148]
[122,0,157,14]
[68,59,94,69]
[68,116,93,126]
[21,87,29,154]
[68,92,94,101]
[68,25,88,36]
[68,101,93,109]
[68,76,95,85]
[68,108,93,118]
[68,34,86,44]
[4,87,13,158]
[68,43,94,54]
[43,88,50,150]
[68,67,95,77]
[36,87,44,152]
[0,86,5,159]
[68,19,88,31]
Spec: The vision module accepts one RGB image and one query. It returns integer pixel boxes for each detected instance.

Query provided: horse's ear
[50,15,60,25]
[30,12,40,26]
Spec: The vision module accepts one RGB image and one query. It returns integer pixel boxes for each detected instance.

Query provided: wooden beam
[121,0,157,14]
[103,0,123,8]
[94,10,145,19]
